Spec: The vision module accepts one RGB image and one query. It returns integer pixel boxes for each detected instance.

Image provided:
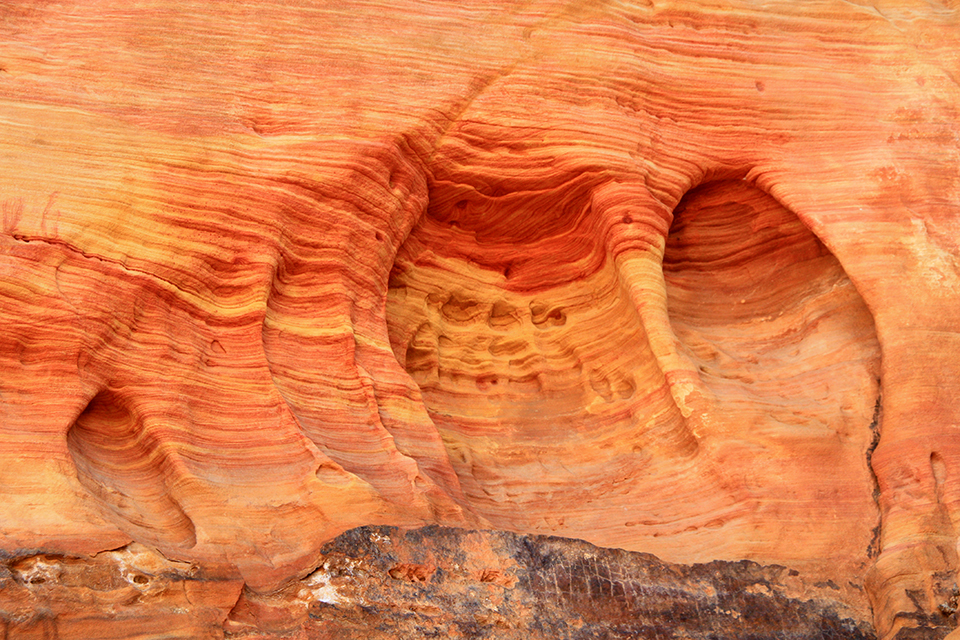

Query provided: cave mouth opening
[384,176,695,536]
[66,389,197,548]
[660,177,882,568]
[661,178,881,405]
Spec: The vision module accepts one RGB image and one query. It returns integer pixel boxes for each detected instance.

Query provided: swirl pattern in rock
[0,1,958,637]
[386,169,882,612]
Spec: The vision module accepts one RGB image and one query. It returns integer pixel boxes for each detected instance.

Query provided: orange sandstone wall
[0,1,958,637]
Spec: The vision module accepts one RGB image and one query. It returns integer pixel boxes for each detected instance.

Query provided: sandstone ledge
[4,525,947,640]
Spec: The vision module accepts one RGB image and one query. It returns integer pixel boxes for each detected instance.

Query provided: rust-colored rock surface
[0,525,887,639]
[0,1,958,638]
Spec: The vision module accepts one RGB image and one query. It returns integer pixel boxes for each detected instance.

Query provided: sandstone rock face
[0,525,881,640]
[0,1,958,638]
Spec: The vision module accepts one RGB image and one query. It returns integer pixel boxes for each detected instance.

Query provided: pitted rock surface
[7,525,953,639]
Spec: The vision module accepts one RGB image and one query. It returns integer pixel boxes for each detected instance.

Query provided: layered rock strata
[0,1,958,637]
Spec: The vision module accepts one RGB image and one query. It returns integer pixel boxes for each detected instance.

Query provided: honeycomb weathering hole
[66,390,197,548]
[387,179,697,540]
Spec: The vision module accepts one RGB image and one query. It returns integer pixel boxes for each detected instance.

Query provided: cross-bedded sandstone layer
[0,1,959,637]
